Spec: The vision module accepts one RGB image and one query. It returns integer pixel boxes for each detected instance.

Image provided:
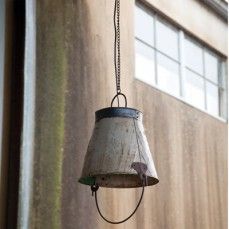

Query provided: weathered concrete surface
[30,0,67,228]
[134,80,227,229]
[20,0,227,229]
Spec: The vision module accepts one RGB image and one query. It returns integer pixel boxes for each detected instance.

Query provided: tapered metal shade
[79,107,159,188]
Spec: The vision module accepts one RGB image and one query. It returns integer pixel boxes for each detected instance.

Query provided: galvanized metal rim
[95,107,142,122]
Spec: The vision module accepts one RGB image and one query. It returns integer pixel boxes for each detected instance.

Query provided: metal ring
[94,185,145,224]
[111,93,127,107]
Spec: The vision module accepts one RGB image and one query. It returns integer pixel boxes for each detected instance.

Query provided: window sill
[135,78,227,123]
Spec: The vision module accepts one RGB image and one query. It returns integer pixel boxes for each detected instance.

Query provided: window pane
[184,70,205,109]
[135,6,154,46]
[156,19,179,60]
[185,38,203,75]
[206,82,219,116]
[204,51,218,84]
[135,40,155,86]
[157,53,180,96]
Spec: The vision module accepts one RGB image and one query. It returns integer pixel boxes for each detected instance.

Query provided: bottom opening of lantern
[78,173,159,188]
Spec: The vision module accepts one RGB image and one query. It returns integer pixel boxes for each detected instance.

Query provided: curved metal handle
[111,92,127,107]
[92,185,145,224]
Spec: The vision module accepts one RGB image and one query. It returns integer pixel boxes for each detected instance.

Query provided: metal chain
[114,0,121,94]
[111,0,128,107]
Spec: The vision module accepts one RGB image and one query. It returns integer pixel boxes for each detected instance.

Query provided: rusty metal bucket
[79,107,159,188]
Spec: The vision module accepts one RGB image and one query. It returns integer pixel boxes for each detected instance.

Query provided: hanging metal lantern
[79,94,159,224]
[79,105,159,188]
[78,0,158,224]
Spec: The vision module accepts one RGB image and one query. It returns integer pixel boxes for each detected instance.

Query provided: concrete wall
[18,0,227,228]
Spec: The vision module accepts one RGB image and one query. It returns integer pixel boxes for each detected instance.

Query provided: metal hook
[111,92,127,107]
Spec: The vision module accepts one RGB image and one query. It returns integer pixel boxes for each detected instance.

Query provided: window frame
[134,3,227,122]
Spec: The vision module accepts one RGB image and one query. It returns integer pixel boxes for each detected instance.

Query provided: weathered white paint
[80,110,159,188]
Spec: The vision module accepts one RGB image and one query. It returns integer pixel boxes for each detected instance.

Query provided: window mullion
[219,60,223,117]
[179,30,185,98]
[203,48,207,111]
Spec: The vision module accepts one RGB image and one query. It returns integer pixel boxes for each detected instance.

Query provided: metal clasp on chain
[111,92,127,107]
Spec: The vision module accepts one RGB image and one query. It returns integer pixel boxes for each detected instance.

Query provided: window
[135,4,227,120]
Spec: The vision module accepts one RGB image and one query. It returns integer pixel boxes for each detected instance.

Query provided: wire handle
[92,185,145,224]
